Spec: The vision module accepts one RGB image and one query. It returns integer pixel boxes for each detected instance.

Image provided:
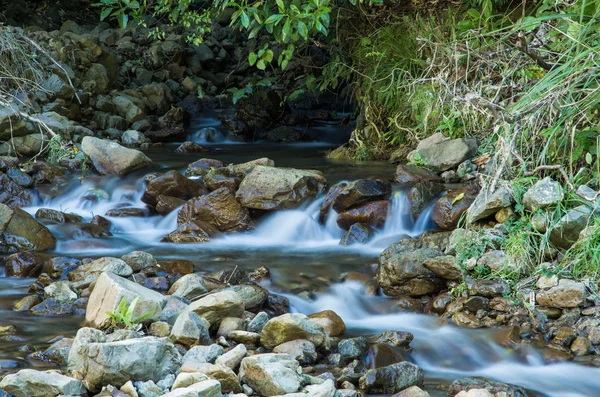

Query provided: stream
[1,115,600,396]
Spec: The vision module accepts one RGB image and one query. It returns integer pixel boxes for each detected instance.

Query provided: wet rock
[394,165,441,184]
[536,279,586,308]
[549,205,592,249]
[339,337,369,365]
[336,200,388,230]
[261,313,329,349]
[465,278,510,297]
[185,158,225,176]
[319,182,348,222]
[464,296,489,312]
[92,215,112,229]
[331,179,391,212]
[366,343,407,369]
[431,188,476,230]
[523,177,564,211]
[105,207,148,217]
[81,137,153,176]
[407,133,478,172]
[570,336,591,356]
[176,141,207,153]
[142,170,205,206]
[187,290,244,330]
[156,195,186,215]
[12,295,43,311]
[406,182,445,219]
[0,204,56,253]
[452,312,482,328]
[448,377,531,397]
[203,169,240,192]
[35,208,82,224]
[162,221,221,243]
[69,336,181,392]
[236,166,327,210]
[55,222,113,239]
[4,251,49,278]
[308,310,346,337]
[423,255,463,280]
[7,167,33,187]
[168,273,208,301]
[273,339,317,365]
[178,187,250,231]
[239,353,302,397]
[467,185,514,223]
[377,243,444,297]
[122,251,157,272]
[170,310,211,346]
[0,172,31,207]
[0,369,86,397]
[359,361,424,394]
[339,223,375,246]
[373,331,414,347]
[85,272,166,329]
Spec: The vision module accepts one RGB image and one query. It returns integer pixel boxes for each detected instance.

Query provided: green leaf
[241,11,250,28]
[263,49,274,62]
[586,152,593,164]
[117,11,129,29]
[232,89,246,104]
[248,52,258,66]
[256,59,266,70]
[297,21,308,39]
[281,58,289,69]
[264,14,284,25]
[452,192,465,206]
[100,7,113,21]
[248,25,262,39]
[282,18,292,41]
[276,0,285,10]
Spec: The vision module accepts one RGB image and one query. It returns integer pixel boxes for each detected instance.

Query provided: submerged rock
[81,136,153,176]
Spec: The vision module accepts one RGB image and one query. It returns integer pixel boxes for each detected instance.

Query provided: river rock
[431,188,476,230]
[122,129,151,146]
[178,187,250,231]
[162,221,221,243]
[423,255,463,280]
[81,137,153,176]
[142,170,205,206]
[215,343,247,370]
[549,205,592,249]
[273,339,317,365]
[69,336,181,392]
[331,179,391,212]
[336,200,388,230]
[359,361,424,394]
[374,330,414,347]
[75,257,133,279]
[182,344,224,365]
[0,203,56,253]
[156,195,186,215]
[248,311,269,333]
[338,337,369,365]
[168,273,208,301]
[170,310,211,346]
[261,313,329,349]
[44,281,78,303]
[162,379,222,397]
[187,290,244,329]
[0,172,31,208]
[4,251,49,278]
[407,133,478,172]
[394,165,441,184]
[308,310,346,336]
[239,353,303,397]
[85,272,166,329]
[448,377,531,397]
[236,166,327,210]
[172,372,210,390]
[121,251,157,272]
[523,177,564,211]
[536,279,586,308]
[377,244,444,297]
[393,386,430,397]
[41,73,75,99]
[35,208,82,224]
[465,278,510,297]
[0,369,86,397]
[467,185,514,223]
[113,95,146,124]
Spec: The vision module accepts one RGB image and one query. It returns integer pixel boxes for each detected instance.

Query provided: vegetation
[106,297,154,331]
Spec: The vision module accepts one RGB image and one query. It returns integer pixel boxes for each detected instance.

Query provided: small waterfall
[286,282,600,397]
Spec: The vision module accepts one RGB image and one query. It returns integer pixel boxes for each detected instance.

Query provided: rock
[178,187,250,231]
[85,63,110,94]
[69,336,181,392]
[338,222,374,245]
[239,354,302,397]
[187,290,244,329]
[0,369,86,397]
[308,310,346,337]
[35,208,82,224]
[261,313,329,349]
[359,361,424,394]
[338,337,369,365]
[319,182,348,222]
[0,172,31,207]
[273,339,317,365]
[476,250,516,273]
[452,312,482,328]
[523,177,564,211]
[467,185,514,223]
[0,203,56,253]
[377,244,444,297]
[247,312,269,333]
[142,170,205,206]
[82,137,153,176]
[162,379,221,397]
[176,142,207,153]
[172,372,209,390]
[162,221,220,243]
[121,251,157,272]
[41,74,75,99]
[44,281,78,303]
[570,336,591,356]
[227,330,261,345]
[448,377,531,397]
[215,343,247,369]
[122,129,151,146]
[373,331,414,347]
[455,390,494,397]
[536,279,586,308]
[336,200,388,230]
[431,188,476,230]
[423,255,463,280]
[182,344,224,365]
[73,257,133,280]
[393,386,430,397]
[85,272,166,329]
[549,205,592,249]
[465,278,510,297]
[168,274,208,301]
[150,321,171,337]
[331,180,392,212]
[42,337,74,364]
[170,310,210,346]
[407,133,478,172]
[4,251,49,278]
[156,195,186,215]
[394,165,441,184]
[236,166,327,210]
[113,96,146,124]
[7,167,34,187]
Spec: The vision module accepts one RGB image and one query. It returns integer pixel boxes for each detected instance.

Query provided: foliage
[106,297,154,331]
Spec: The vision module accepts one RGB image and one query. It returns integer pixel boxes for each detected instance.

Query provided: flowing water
[1,115,599,395]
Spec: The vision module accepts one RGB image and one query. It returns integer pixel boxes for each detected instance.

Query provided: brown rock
[423,255,463,280]
[161,221,222,243]
[331,179,392,212]
[337,200,388,230]
[155,195,185,215]
[394,164,441,184]
[431,188,476,230]
[308,310,346,336]
[178,187,250,232]
[142,170,206,206]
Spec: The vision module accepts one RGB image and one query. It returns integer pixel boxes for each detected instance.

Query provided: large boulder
[377,243,444,297]
[236,166,327,210]
[142,170,206,206]
[85,272,166,329]
[178,187,250,231]
[261,313,329,349]
[523,177,564,211]
[336,200,388,230]
[536,279,586,308]
[68,336,181,392]
[239,354,303,397]
[330,180,391,212]
[81,136,153,176]
[0,369,86,397]
[407,133,478,172]
[359,361,424,394]
[467,185,514,223]
[0,203,56,253]
[431,188,476,230]
[549,205,592,249]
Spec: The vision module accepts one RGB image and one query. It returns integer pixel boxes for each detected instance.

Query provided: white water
[287,282,600,397]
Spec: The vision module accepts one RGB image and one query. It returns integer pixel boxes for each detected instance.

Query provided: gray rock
[423,255,463,280]
[0,369,86,397]
[358,361,424,394]
[339,223,375,246]
[113,95,146,124]
[523,177,564,211]
[215,343,247,370]
[476,250,517,273]
[122,129,151,146]
[465,278,510,297]
[182,344,224,365]
[187,290,244,329]
[170,310,210,346]
[41,74,75,99]
[43,338,73,364]
[121,251,157,272]
[338,337,369,365]
[160,296,190,325]
[172,372,210,390]
[134,380,164,397]
[168,273,208,301]
[162,379,221,397]
[84,63,110,94]
[407,133,478,172]
[239,353,302,397]
[247,311,269,333]
[550,205,593,249]
[81,136,153,176]
[44,281,78,303]
[273,339,317,365]
[467,185,514,223]
[536,279,586,308]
